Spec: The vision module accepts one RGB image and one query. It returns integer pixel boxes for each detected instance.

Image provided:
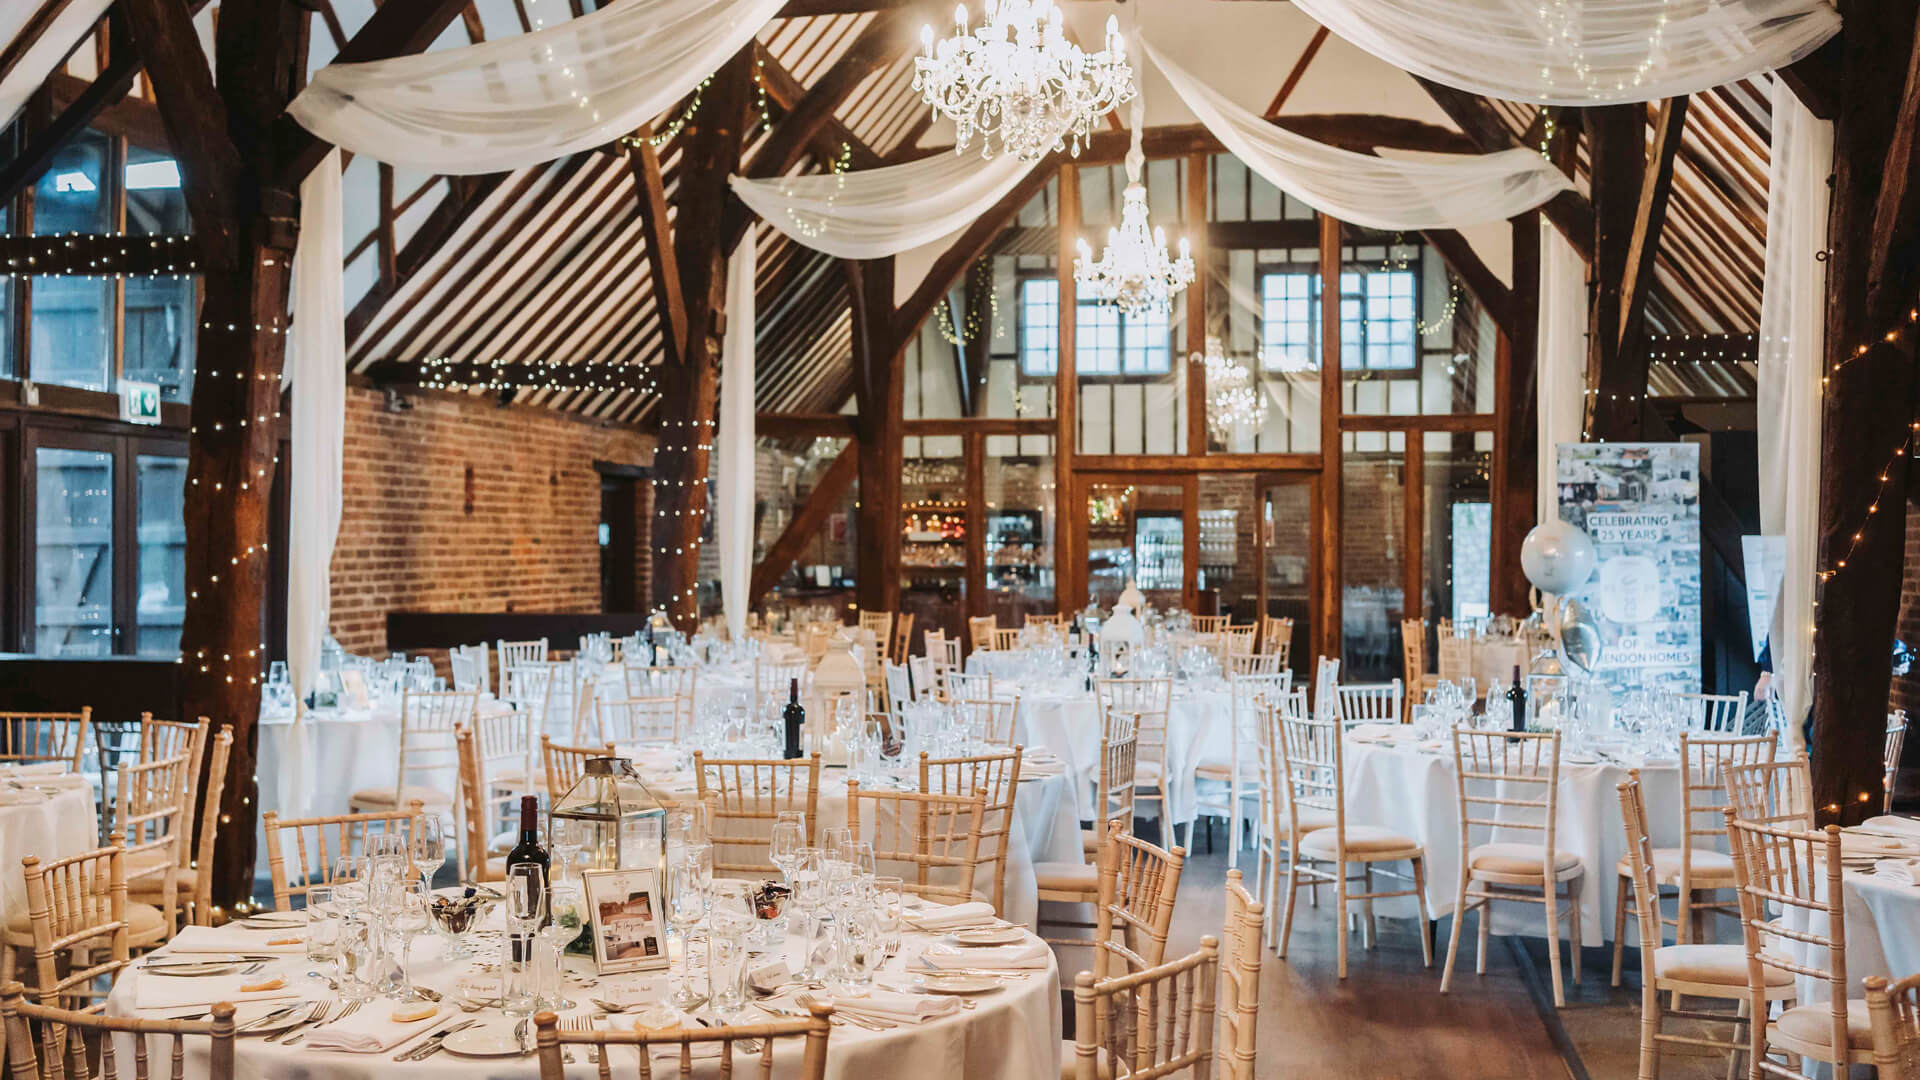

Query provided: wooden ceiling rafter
[629,122,690,364]
[1265,25,1330,117]
[1617,97,1690,349]
[1414,77,1597,261]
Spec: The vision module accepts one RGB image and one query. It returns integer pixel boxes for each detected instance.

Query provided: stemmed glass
[501,863,545,1018]
[665,859,710,1011]
[789,848,830,980]
[392,881,433,1001]
[843,840,876,886]
[550,819,584,885]
[536,879,584,1010]
[411,815,448,891]
[770,813,807,881]
[706,882,757,1016]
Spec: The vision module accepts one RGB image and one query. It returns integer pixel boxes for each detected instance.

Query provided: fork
[282,1000,359,1046]
[563,1016,597,1064]
[265,1001,328,1043]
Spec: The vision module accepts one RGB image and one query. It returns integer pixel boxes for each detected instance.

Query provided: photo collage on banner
[1555,443,1702,697]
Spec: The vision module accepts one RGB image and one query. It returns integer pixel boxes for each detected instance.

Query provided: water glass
[536,880,584,1010]
[304,887,339,967]
[872,875,904,956]
[832,906,885,995]
[336,910,379,1002]
[705,882,756,1014]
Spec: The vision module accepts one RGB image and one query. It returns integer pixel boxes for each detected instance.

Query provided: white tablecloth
[1776,819,1920,1006]
[0,772,98,926]
[626,748,1084,929]
[106,904,1061,1080]
[1340,731,1685,942]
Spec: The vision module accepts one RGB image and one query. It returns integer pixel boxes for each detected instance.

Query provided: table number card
[583,867,668,974]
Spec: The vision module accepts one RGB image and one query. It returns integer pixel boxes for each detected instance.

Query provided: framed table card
[582,867,668,973]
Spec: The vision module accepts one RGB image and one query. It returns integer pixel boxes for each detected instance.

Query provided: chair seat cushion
[1772,999,1872,1054]
[1615,847,1735,884]
[1034,861,1099,893]
[7,901,167,947]
[1282,807,1338,834]
[350,784,454,809]
[1132,761,1163,783]
[1192,759,1257,782]
[1652,944,1793,988]
[1299,825,1420,859]
[126,864,198,894]
[1468,842,1583,878]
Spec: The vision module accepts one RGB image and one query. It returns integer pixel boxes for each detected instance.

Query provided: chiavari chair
[1194,671,1290,868]
[1400,618,1427,720]
[1,840,163,1003]
[454,726,504,882]
[1226,651,1282,677]
[1677,691,1751,735]
[624,664,697,725]
[1095,822,1188,980]
[135,715,207,873]
[1191,616,1229,634]
[1722,755,1814,834]
[261,802,424,911]
[693,753,822,878]
[541,735,616,804]
[1258,616,1293,667]
[113,754,191,939]
[1436,635,1472,687]
[1221,624,1257,658]
[1310,656,1341,718]
[1096,677,1175,844]
[966,615,999,654]
[0,709,90,770]
[129,728,231,931]
[889,612,915,665]
[907,655,937,702]
[882,661,914,719]
[534,1001,833,1080]
[495,638,549,689]
[1440,728,1584,1006]
[954,696,1018,746]
[1026,612,1066,627]
[1889,710,1909,812]
[1617,773,1790,1080]
[2,982,236,1080]
[1275,708,1431,977]
[349,689,477,816]
[1039,718,1138,946]
[1726,812,1866,1076]
[1068,940,1219,1080]
[454,710,537,881]
[1253,690,1326,950]
[1334,680,1404,728]
[1609,732,1774,987]
[1217,870,1265,1080]
[858,609,894,646]
[1867,973,1920,1080]
[845,783,988,906]
[754,659,810,711]
[919,748,1022,913]
[990,627,1023,651]
[943,671,993,705]
[799,623,833,665]
[449,642,490,694]
[594,695,681,746]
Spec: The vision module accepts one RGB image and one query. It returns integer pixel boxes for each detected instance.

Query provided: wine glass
[501,863,545,1018]
[330,854,365,909]
[665,859,710,1011]
[550,818,584,884]
[536,879,584,1010]
[770,812,807,883]
[392,882,433,1001]
[411,815,448,891]
[820,826,853,860]
[843,840,876,884]
[705,882,757,1015]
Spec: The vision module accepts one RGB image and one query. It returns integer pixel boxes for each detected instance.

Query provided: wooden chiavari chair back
[1098,714,1140,842]
[943,671,993,705]
[954,697,1018,746]
[1867,973,1920,1080]
[858,609,894,645]
[1258,616,1293,667]
[966,616,999,653]
[693,754,822,877]
[990,627,1023,651]
[1400,618,1426,691]
[261,803,424,911]
[889,612,915,665]
[882,661,914,718]
[1227,652,1281,676]
[799,624,833,664]
[176,727,231,927]
[533,1002,833,1080]
[919,748,1023,913]
[0,710,89,770]
[1334,680,1403,728]
[1094,820,1187,980]
[1070,941,1218,1080]
[2,983,236,1080]
[138,715,208,871]
[13,841,137,1007]
[623,663,697,720]
[1889,710,1909,812]
[1190,616,1228,634]
[1726,812,1862,1074]
[1722,754,1815,832]
[1680,691,1750,735]
[495,638,549,687]
[595,695,680,746]
[352,690,476,815]
[1026,613,1067,627]
[1217,870,1264,1080]
[1672,732,1774,933]
[907,656,937,702]
[113,754,190,933]
[1221,624,1257,657]
[754,660,810,711]
[541,736,616,801]
[845,784,988,906]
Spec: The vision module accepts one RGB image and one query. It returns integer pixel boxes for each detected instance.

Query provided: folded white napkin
[920,941,1050,970]
[133,972,304,1011]
[0,762,70,777]
[1346,723,1403,742]
[304,1004,448,1053]
[904,902,997,932]
[833,988,961,1023]
[167,924,306,954]
[1862,816,1920,840]
[1874,858,1920,885]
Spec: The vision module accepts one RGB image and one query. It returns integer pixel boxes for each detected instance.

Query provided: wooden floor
[1047,830,1737,1080]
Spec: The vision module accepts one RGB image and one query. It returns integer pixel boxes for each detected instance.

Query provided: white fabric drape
[1757,77,1831,754]
[717,236,756,643]
[287,0,784,175]
[730,149,1038,260]
[1143,40,1574,230]
[1286,0,1839,105]
[0,0,114,132]
[284,150,346,818]
[1537,219,1588,523]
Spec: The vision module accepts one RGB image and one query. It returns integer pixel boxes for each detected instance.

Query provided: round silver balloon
[1521,520,1599,595]
[1557,598,1604,673]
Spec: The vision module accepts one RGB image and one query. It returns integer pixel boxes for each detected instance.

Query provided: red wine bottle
[1507,665,1527,733]
[504,795,549,914]
[783,678,806,760]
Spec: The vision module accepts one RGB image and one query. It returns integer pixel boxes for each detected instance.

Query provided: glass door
[31,437,117,655]
[1257,475,1318,678]
[133,451,188,656]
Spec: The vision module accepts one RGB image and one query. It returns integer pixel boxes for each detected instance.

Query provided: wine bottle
[1507,665,1527,733]
[504,794,549,890]
[782,677,806,760]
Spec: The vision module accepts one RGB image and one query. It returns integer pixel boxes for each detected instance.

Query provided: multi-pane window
[1258,267,1418,372]
[1019,278,1172,376]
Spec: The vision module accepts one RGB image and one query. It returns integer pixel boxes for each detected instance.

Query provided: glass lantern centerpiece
[549,757,667,874]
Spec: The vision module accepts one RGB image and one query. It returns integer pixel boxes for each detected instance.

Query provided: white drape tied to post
[1286,0,1839,105]
[286,0,785,174]
[1144,39,1574,230]
[0,0,114,132]
[285,149,346,817]
[1536,219,1588,523]
[717,236,756,643]
[1757,77,1831,754]
[729,149,1039,260]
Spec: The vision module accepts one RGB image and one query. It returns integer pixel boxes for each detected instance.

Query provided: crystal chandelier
[1073,87,1193,318]
[913,0,1135,161]
[1198,336,1266,439]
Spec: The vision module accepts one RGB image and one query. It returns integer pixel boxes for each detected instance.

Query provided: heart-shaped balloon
[1558,598,1604,673]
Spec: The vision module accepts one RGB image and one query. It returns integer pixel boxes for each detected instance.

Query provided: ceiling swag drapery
[1285,0,1838,105]
[287,0,786,175]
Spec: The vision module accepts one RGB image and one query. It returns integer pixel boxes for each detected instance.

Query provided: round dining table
[0,765,98,927]
[1773,816,1920,1006]
[105,900,1062,1080]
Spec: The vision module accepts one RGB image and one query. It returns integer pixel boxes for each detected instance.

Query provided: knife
[235,1004,303,1033]
[399,1018,479,1061]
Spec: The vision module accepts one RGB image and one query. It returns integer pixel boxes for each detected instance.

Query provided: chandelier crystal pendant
[1073,82,1194,318]
[1198,336,1267,439]
[913,0,1136,162]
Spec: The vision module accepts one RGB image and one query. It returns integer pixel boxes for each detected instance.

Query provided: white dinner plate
[440,1022,531,1057]
[947,927,1026,947]
[913,974,1002,995]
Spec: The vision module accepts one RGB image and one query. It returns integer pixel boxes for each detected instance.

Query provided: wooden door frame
[1253,469,1323,661]
[1069,470,1200,613]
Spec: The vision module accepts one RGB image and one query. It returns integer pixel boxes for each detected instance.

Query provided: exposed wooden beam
[1617,97,1690,348]
[1413,78,1597,261]
[1265,26,1329,118]
[750,43,882,169]
[757,411,857,438]
[1582,103,1649,442]
[47,71,168,147]
[627,125,689,366]
[847,256,903,613]
[276,0,473,188]
[0,0,82,89]
[1779,37,1843,121]
[749,12,908,181]
[1866,12,1920,320]
[749,442,858,605]
[343,171,508,343]
[891,155,1057,355]
[1420,228,1514,337]
[1491,213,1541,617]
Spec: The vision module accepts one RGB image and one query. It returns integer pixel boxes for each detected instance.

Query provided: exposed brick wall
[329,386,655,660]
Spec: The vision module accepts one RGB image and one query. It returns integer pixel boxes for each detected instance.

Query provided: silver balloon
[1557,598,1604,673]
[1521,520,1598,595]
